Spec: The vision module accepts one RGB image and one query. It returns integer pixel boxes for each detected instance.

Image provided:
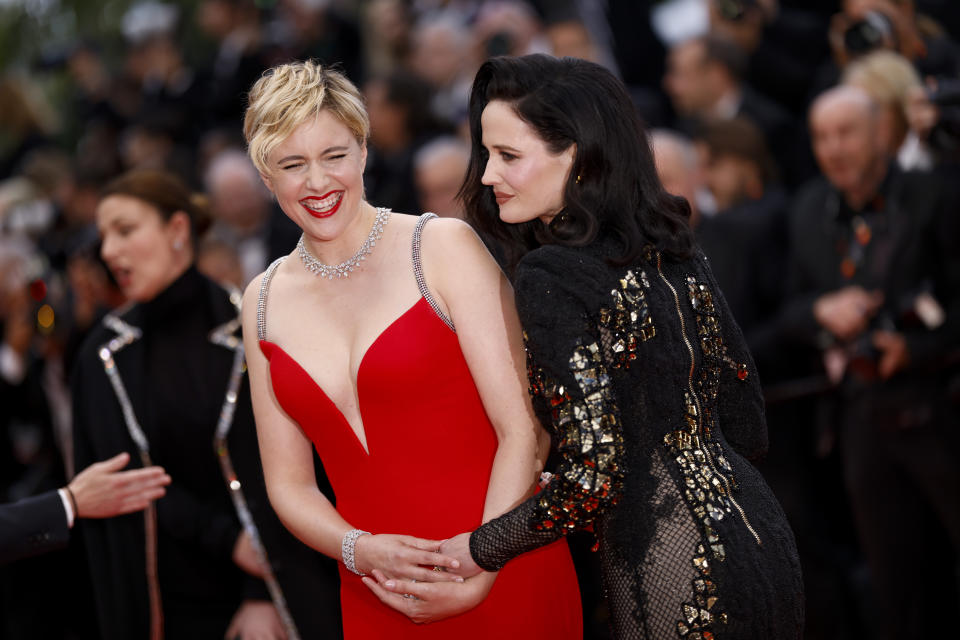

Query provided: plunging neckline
[260,296,442,456]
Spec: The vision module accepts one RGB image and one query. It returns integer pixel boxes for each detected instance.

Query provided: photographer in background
[709,0,832,118]
[814,0,960,98]
[906,76,960,166]
[779,85,960,639]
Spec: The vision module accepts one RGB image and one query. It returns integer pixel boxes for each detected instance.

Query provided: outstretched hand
[354,533,464,583]
[68,452,171,519]
[438,532,483,579]
[361,569,495,624]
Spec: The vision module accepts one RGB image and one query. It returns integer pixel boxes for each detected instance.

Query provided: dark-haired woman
[71,170,341,639]
[370,54,804,639]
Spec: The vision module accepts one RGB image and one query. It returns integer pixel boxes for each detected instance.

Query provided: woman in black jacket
[366,55,804,639]
[72,169,340,639]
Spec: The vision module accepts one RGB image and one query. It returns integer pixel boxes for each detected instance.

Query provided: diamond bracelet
[341,529,371,575]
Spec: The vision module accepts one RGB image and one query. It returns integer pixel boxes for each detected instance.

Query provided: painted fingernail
[451,560,460,568]
[455,577,464,583]
[385,580,396,588]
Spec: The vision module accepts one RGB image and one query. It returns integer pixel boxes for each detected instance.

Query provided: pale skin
[67,451,170,518]
[367,99,578,619]
[241,110,550,621]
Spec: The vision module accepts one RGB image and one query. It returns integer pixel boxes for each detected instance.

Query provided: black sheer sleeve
[470,249,628,571]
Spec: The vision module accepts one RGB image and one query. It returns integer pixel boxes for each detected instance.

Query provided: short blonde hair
[244,60,369,176]
[842,50,921,115]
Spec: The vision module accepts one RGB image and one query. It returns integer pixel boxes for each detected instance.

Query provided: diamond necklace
[297,207,391,279]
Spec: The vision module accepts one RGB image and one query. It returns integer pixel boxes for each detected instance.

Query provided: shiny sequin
[666,272,760,638]
[676,545,727,638]
[597,269,655,369]
[526,335,625,534]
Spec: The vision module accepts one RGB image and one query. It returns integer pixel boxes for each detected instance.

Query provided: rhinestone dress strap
[257,257,286,342]
[413,213,455,332]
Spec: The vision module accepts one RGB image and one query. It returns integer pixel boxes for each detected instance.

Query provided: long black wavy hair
[462,54,694,272]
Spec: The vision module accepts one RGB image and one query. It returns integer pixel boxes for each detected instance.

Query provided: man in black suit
[693,116,788,375]
[0,452,169,565]
[780,84,960,639]
[663,33,810,187]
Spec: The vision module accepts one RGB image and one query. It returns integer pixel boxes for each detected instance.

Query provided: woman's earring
[575,174,582,185]
[173,240,184,251]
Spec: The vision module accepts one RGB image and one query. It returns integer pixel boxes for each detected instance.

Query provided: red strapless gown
[260,297,582,638]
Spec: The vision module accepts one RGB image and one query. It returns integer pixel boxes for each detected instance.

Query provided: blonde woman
[241,60,581,638]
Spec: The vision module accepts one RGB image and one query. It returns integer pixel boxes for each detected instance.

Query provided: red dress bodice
[260,296,581,638]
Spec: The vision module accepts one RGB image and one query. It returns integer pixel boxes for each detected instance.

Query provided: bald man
[779,84,960,639]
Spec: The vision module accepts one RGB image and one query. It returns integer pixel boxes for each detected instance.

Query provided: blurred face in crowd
[196,240,244,290]
[207,159,270,234]
[652,135,700,222]
[97,195,190,302]
[547,20,599,62]
[365,79,410,153]
[846,78,906,155]
[409,22,466,89]
[664,39,715,116]
[810,87,886,197]
[702,151,763,211]
[415,146,468,219]
[480,100,575,225]
[260,109,368,242]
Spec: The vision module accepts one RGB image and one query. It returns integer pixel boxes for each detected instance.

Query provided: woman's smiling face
[262,109,368,240]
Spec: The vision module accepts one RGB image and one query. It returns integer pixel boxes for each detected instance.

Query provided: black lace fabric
[470,243,804,639]
[470,496,565,572]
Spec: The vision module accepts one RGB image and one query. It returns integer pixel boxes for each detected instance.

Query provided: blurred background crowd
[0,0,957,638]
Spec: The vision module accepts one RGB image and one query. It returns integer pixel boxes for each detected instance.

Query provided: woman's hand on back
[438,532,484,579]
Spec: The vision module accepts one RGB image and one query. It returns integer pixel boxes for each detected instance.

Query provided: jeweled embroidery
[688,277,748,383]
[676,546,729,639]
[686,276,744,493]
[661,273,761,638]
[526,335,624,533]
[598,269,655,369]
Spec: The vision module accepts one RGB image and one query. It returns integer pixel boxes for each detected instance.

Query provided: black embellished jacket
[471,239,804,639]
[72,268,341,639]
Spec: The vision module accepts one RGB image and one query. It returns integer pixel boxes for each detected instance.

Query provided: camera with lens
[843,10,896,57]
[845,285,944,381]
[714,0,757,21]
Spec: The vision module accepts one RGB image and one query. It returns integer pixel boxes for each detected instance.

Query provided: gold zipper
[656,253,762,546]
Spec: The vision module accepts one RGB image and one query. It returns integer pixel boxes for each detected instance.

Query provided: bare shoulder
[420,217,489,263]
[420,218,505,305]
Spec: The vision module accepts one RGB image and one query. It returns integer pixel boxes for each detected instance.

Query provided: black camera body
[843,10,896,56]
[845,287,939,381]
